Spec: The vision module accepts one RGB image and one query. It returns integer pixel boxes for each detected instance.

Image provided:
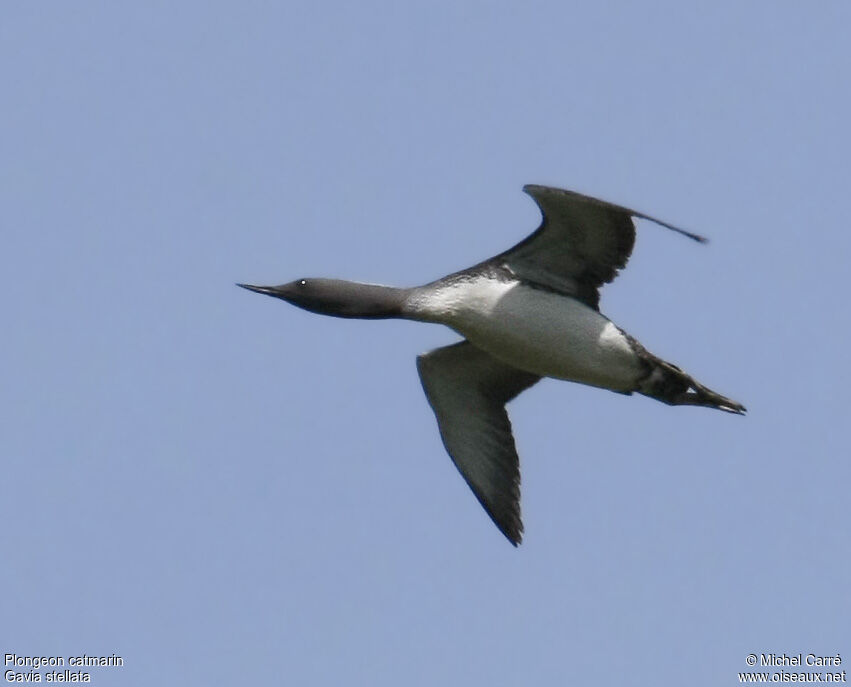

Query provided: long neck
[329,282,413,319]
[290,280,415,320]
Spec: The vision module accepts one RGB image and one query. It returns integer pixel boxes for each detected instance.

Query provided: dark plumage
[240,185,743,546]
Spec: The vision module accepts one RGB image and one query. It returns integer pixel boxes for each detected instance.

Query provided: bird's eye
[299,279,307,287]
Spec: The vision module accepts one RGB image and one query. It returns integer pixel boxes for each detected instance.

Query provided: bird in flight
[239,185,745,545]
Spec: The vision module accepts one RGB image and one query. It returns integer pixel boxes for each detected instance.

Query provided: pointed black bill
[236,283,280,296]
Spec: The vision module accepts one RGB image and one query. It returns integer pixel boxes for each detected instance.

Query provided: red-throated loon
[239,185,745,546]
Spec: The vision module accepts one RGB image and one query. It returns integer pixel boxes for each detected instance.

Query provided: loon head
[237,279,408,319]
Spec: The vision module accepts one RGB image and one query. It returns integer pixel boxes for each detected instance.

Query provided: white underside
[410,277,644,392]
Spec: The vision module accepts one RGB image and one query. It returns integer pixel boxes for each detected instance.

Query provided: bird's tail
[638,356,746,415]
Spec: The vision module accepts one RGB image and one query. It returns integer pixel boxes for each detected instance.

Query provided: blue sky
[2,2,849,685]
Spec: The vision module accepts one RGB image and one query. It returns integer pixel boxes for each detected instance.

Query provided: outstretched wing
[417,341,540,545]
[497,185,705,309]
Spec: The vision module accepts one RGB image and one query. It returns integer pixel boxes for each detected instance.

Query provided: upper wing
[497,185,706,309]
[416,341,540,546]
